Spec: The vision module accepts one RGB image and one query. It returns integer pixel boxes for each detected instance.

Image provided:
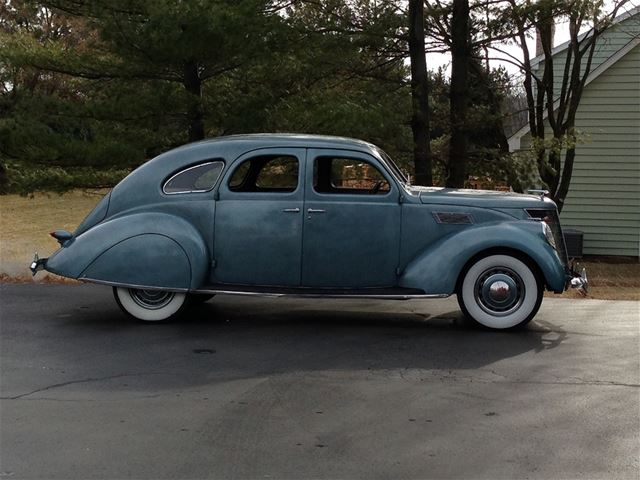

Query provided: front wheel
[457,254,543,330]
[113,287,187,322]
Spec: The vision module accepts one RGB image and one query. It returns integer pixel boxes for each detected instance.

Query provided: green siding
[560,43,639,257]
[517,26,640,258]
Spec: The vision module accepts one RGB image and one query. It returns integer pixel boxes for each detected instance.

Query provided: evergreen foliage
[0,0,516,193]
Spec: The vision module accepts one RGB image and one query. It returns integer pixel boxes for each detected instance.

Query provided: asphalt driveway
[1,284,638,479]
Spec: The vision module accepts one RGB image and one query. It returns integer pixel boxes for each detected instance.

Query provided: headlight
[541,221,556,249]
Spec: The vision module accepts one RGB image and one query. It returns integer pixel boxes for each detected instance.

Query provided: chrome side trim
[79,277,190,293]
[80,277,451,300]
[191,289,451,300]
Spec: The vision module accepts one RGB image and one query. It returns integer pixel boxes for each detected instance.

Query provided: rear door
[213,148,305,286]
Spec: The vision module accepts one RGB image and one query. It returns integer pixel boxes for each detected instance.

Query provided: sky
[426,1,638,77]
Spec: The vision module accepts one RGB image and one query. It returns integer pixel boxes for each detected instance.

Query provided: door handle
[307,209,326,214]
[282,208,300,213]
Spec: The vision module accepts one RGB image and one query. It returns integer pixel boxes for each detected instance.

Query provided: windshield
[374,147,409,185]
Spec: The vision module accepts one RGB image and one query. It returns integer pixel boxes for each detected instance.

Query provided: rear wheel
[457,254,543,330]
[113,287,187,322]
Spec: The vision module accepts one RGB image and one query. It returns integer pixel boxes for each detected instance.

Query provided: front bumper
[29,253,48,276]
[568,265,588,293]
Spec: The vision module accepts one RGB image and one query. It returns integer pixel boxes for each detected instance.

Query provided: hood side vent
[433,212,474,225]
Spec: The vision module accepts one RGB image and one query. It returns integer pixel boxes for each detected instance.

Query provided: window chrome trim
[162,160,224,195]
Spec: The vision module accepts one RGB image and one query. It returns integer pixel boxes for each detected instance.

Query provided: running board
[80,278,450,300]
[194,284,449,300]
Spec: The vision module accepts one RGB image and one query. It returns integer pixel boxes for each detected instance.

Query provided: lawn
[0,190,106,281]
[547,260,639,301]
[0,190,638,300]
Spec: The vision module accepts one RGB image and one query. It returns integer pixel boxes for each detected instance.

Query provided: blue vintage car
[31,134,586,329]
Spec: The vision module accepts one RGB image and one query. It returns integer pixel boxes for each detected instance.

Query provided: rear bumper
[29,253,48,276]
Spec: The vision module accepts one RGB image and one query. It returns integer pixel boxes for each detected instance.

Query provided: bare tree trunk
[511,1,627,211]
[408,0,432,186]
[554,146,576,212]
[184,60,205,142]
[447,0,470,188]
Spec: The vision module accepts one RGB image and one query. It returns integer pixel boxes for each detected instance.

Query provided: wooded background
[0,0,627,206]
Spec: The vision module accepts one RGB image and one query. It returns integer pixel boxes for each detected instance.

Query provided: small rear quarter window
[163,161,224,194]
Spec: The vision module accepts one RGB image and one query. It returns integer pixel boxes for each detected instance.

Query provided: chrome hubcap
[489,280,511,301]
[129,289,174,310]
[474,268,525,316]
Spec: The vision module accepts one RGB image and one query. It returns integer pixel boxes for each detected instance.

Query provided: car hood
[409,186,555,209]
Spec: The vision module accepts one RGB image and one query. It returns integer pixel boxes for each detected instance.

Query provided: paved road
[1,284,638,479]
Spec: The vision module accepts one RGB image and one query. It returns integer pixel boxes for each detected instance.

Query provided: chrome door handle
[282,208,300,213]
[307,209,326,214]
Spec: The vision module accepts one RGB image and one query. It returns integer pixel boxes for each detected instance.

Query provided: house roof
[508,6,640,151]
[529,5,640,68]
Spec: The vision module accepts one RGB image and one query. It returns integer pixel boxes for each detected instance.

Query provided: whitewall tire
[457,254,543,330]
[113,287,187,322]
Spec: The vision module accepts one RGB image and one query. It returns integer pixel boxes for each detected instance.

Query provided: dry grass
[548,259,639,301]
[0,190,106,280]
[1,190,638,300]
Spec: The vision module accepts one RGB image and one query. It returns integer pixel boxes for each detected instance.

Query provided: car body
[31,134,587,329]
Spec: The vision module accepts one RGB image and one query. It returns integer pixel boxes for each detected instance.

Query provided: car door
[213,148,305,286]
[301,148,401,287]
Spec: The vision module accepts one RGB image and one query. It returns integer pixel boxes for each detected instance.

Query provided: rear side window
[163,161,224,194]
[229,155,299,193]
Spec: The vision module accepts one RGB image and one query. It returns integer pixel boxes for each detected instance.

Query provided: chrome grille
[526,209,569,266]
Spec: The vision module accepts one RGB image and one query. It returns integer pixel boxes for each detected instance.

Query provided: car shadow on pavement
[27,295,568,393]
[2,286,569,398]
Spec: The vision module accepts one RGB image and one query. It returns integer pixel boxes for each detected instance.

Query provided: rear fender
[399,221,566,294]
[45,212,208,290]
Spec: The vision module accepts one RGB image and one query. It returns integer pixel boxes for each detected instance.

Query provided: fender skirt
[44,212,208,290]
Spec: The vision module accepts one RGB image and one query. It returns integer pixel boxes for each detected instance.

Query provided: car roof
[169,133,379,154]
[111,134,385,203]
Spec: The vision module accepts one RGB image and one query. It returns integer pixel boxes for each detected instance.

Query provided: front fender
[399,221,566,294]
[45,212,209,290]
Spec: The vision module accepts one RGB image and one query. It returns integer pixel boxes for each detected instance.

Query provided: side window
[228,155,299,193]
[163,161,224,194]
[228,161,250,190]
[314,157,390,195]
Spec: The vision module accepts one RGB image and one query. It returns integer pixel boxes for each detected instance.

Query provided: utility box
[564,229,584,258]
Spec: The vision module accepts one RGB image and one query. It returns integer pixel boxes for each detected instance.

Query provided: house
[508,7,640,258]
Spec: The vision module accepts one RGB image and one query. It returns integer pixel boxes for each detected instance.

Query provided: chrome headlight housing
[541,221,556,250]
